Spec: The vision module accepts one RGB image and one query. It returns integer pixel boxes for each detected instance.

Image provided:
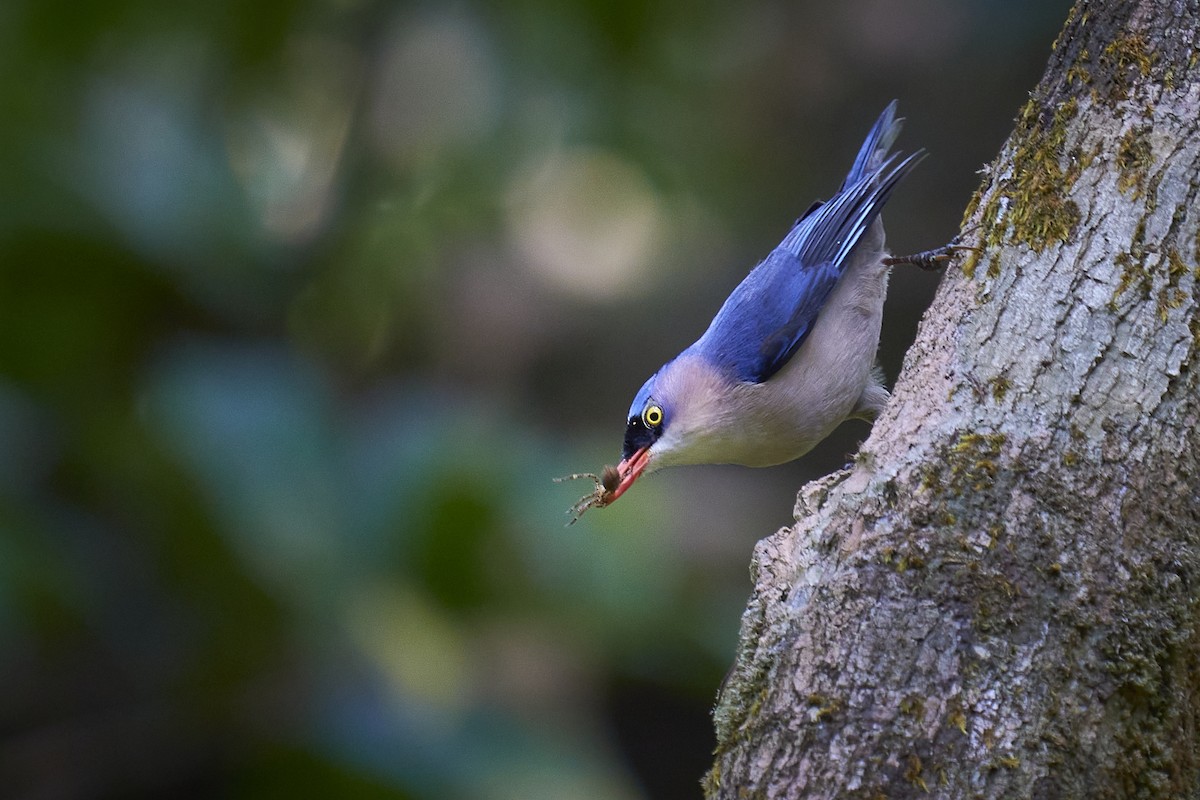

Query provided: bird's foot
[884,238,980,272]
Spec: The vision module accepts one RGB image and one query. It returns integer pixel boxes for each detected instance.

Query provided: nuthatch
[595,101,943,508]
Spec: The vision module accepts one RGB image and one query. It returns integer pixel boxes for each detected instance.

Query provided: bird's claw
[884,239,980,271]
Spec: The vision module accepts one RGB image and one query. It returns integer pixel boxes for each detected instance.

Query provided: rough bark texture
[707,1,1200,797]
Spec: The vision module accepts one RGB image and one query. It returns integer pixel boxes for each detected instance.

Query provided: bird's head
[609,355,732,503]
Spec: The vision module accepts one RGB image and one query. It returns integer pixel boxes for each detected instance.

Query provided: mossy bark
[707,1,1200,797]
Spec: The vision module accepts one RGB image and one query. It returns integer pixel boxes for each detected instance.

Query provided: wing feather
[689,105,924,384]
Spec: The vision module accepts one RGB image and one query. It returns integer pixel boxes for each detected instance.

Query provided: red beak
[608,446,651,503]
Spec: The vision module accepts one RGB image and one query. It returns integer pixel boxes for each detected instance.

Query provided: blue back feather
[687,103,924,384]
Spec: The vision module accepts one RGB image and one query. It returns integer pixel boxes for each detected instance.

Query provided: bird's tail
[841,100,904,190]
[779,99,922,267]
[780,100,924,265]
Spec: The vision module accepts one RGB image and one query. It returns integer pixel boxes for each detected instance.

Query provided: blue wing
[689,103,924,384]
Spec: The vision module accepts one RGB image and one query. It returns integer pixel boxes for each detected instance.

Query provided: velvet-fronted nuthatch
[559,102,953,521]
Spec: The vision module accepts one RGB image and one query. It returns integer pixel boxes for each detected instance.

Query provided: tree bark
[707,2,1200,797]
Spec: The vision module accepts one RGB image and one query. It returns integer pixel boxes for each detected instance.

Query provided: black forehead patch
[622,416,658,461]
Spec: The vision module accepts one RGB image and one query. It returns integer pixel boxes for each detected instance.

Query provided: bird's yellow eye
[643,404,664,427]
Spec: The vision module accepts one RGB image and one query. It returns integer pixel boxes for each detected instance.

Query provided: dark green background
[0,1,1068,797]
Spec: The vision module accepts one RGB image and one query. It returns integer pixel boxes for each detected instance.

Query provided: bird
[602,101,945,507]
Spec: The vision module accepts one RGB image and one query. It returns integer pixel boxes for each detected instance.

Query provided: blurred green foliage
[0,0,1068,797]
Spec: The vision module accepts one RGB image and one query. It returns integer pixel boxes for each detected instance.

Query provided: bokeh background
[1,1,1070,798]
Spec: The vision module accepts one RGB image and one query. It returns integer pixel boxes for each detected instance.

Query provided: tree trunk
[706,2,1200,797]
